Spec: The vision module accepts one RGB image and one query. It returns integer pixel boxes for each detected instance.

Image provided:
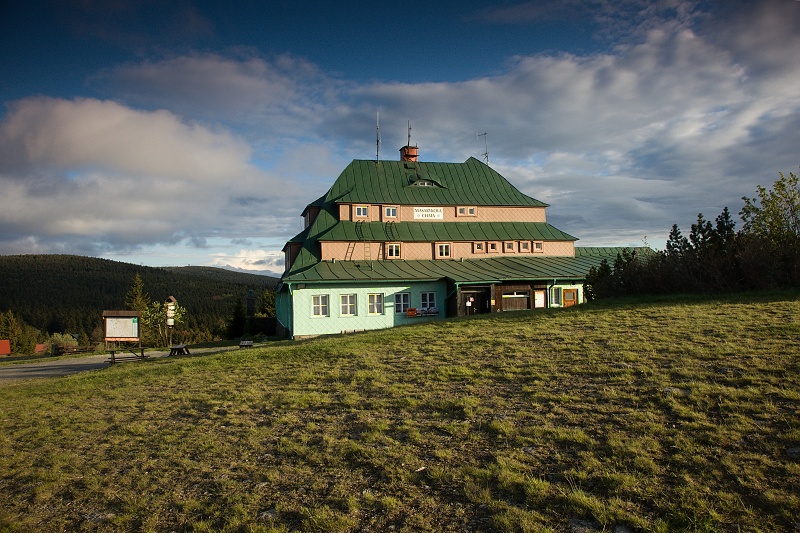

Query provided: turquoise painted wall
[290,281,446,337]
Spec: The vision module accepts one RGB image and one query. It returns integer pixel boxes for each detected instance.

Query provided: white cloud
[210,249,284,275]
[1,97,251,178]
[0,97,296,255]
[94,53,345,139]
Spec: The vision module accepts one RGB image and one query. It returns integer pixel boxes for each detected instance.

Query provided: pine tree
[713,207,737,249]
[260,288,276,318]
[689,213,713,250]
[125,273,150,313]
[666,224,688,257]
[227,299,246,339]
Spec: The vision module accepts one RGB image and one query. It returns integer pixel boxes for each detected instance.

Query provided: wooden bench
[239,340,254,349]
[169,344,190,356]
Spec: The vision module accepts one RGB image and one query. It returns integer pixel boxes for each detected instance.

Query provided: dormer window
[384,206,397,218]
[404,165,446,188]
[458,206,477,217]
[355,205,369,218]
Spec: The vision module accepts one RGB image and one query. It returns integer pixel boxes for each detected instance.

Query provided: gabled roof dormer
[404,161,446,189]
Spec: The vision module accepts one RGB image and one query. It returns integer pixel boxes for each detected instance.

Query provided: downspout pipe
[446,282,460,300]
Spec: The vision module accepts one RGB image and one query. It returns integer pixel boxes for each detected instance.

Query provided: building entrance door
[563,289,578,307]
[461,290,489,315]
[534,290,546,308]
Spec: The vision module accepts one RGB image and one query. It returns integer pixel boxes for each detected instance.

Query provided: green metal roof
[323,158,548,207]
[281,157,618,282]
[319,221,577,242]
[282,253,624,284]
[575,247,645,257]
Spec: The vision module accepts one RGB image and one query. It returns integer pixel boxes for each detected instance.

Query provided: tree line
[0,256,278,355]
[586,170,800,298]
[122,273,276,348]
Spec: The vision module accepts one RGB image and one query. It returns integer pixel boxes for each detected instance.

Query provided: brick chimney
[399,145,419,162]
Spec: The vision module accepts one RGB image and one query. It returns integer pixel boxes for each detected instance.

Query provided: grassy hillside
[1,293,799,532]
[0,255,279,338]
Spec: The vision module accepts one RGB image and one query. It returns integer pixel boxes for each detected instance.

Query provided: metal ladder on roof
[355,221,370,260]
[385,221,398,243]
[344,241,356,260]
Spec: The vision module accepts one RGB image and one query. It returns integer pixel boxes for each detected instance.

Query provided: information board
[103,311,141,342]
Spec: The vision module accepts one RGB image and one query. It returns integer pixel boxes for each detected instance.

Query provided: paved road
[0,347,239,385]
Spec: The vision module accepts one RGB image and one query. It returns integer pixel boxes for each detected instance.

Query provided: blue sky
[1,0,799,275]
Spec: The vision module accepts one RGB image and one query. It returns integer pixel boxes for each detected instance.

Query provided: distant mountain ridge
[163,265,280,283]
[0,254,280,338]
[214,264,282,277]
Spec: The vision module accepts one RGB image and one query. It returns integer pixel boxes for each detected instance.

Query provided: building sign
[413,207,444,220]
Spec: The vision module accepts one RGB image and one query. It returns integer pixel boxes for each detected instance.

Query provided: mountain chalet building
[276,145,636,339]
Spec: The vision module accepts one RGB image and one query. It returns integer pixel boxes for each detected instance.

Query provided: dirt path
[0,347,239,386]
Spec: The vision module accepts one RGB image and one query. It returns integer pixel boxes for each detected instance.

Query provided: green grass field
[1,292,799,532]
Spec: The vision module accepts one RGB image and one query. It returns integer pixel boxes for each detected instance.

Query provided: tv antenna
[407,120,413,146]
[477,131,489,164]
[376,111,381,161]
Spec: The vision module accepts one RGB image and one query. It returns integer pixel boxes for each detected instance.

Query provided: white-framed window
[436,242,452,259]
[421,292,436,309]
[386,243,401,259]
[312,294,329,317]
[534,241,544,253]
[395,293,410,313]
[384,206,397,218]
[368,293,384,314]
[355,206,369,218]
[551,288,561,306]
[340,294,357,316]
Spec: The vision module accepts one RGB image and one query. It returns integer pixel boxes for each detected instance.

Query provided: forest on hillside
[0,255,279,352]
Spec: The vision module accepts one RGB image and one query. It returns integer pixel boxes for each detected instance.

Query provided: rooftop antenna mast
[477,131,489,164]
[407,120,412,147]
[376,111,381,161]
